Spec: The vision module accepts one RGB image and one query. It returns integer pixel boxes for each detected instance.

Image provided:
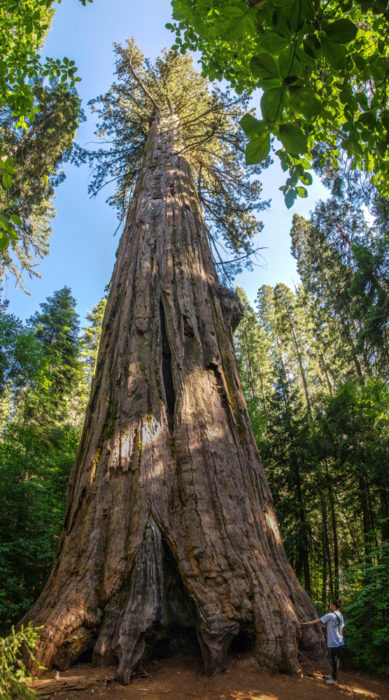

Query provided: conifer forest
[0,1,388,697]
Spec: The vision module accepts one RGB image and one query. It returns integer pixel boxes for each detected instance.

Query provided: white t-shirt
[321,611,345,648]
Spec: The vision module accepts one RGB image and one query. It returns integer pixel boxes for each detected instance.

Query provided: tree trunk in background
[294,461,311,595]
[24,111,327,682]
[328,482,339,597]
[320,495,333,601]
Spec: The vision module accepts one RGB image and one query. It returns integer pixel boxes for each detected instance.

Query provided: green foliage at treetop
[169,0,389,208]
[79,41,268,278]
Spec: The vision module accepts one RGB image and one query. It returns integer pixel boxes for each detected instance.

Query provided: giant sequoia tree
[24,44,327,681]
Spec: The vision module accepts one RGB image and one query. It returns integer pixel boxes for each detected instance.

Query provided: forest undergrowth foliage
[0,622,41,700]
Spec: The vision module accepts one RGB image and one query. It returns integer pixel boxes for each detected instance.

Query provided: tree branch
[126,56,160,112]
[214,247,263,266]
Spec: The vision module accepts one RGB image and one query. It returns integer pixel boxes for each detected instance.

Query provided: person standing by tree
[302,598,345,685]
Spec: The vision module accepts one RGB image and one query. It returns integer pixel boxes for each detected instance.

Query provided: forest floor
[28,654,389,700]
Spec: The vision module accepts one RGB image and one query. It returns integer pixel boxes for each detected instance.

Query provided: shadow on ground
[28,654,389,700]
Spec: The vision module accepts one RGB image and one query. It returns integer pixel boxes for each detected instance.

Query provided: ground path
[29,655,389,700]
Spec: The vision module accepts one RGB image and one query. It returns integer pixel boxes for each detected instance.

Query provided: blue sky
[5,0,328,325]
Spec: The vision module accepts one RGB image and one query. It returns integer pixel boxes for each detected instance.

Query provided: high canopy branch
[124,53,161,113]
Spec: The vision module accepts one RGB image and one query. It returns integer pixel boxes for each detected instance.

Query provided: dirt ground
[29,654,389,700]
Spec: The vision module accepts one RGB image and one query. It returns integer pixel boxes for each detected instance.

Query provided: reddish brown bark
[24,111,327,682]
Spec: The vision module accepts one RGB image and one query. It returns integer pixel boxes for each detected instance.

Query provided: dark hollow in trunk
[23,111,327,682]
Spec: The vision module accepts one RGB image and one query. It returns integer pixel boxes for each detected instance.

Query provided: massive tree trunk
[24,110,327,682]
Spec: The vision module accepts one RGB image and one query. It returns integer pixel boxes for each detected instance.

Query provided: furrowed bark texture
[24,112,327,681]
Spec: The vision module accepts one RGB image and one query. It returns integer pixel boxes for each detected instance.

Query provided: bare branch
[214,247,264,266]
[126,55,161,112]
[189,152,224,191]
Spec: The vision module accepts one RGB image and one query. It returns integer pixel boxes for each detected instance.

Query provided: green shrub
[0,622,42,699]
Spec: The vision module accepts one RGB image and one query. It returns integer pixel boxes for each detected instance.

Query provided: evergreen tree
[290,214,367,381]
[253,285,316,593]
[291,153,389,376]
[23,45,327,680]
[26,287,80,419]
[0,82,82,282]
[0,289,82,625]
[234,287,273,435]
[0,298,40,405]
[236,285,356,606]
[0,0,93,251]
[79,296,107,388]
[83,41,268,276]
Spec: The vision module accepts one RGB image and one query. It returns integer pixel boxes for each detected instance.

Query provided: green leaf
[285,188,297,208]
[356,92,369,110]
[245,132,271,165]
[240,114,266,138]
[303,37,317,59]
[299,158,311,169]
[0,215,10,232]
[325,19,358,44]
[250,53,279,81]
[289,87,321,119]
[381,111,389,130]
[296,185,308,198]
[295,46,315,67]
[0,232,9,253]
[219,7,256,40]
[352,52,365,71]
[278,124,308,155]
[261,77,283,90]
[261,88,284,122]
[278,45,303,79]
[10,214,22,226]
[286,174,298,187]
[258,33,289,56]
[0,157,16,174]
[321,38,347,69]
[2,172,12,190]
[300,170,313,185]
[276,149,290,171]
[0,215,17,240]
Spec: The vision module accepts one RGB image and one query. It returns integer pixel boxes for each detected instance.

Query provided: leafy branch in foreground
[170,0,389,207]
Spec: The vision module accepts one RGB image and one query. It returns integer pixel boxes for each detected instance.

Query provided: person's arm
[301,618,321,625]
